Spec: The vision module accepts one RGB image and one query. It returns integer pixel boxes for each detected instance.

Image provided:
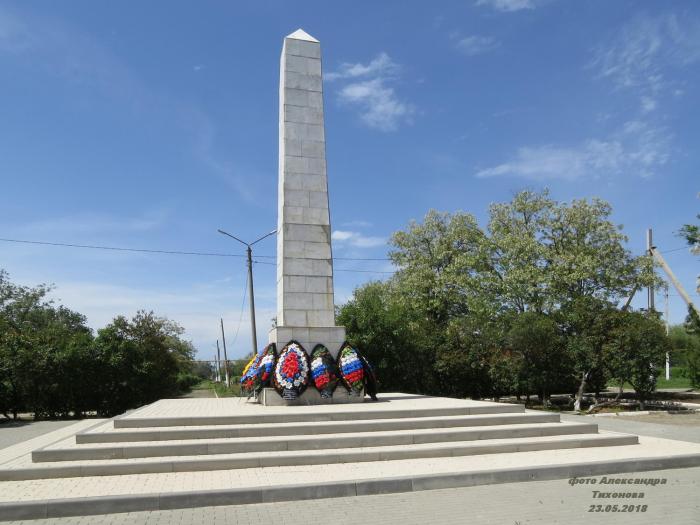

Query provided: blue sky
[1,0,698,359]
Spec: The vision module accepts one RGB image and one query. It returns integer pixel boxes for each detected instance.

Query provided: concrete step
[34,422,598,462]
[113,403,525,428]
[6,433,638,481]
[78,412,560,444]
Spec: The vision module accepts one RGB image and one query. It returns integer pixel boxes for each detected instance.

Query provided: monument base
[269,326,347,356]
[259,387,365,406]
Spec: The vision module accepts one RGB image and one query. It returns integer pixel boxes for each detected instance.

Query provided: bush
[0,270,198,419]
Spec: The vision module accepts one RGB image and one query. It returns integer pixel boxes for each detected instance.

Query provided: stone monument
[268,29,347,361]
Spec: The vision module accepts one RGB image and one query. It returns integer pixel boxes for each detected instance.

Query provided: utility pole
[217,228,276,356]
[665,287,670,381]
[245,244,258,353]
[216,340,222,382]
[647,228,655,312]
[650,246,700,317]
[220,319,230,388]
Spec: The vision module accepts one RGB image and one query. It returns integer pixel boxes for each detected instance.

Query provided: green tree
[337,281,436,393]
[507,311,571,406]
[0,270,54,418]
[604,312,669,409]
[0,271,97,419]
[559,297,619,411]
[94,311,188,416]
[681,308,700,387]
[678,208,699,250]
[340,190,654,403]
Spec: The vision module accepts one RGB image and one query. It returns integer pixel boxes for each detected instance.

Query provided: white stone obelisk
[269,29,346,356]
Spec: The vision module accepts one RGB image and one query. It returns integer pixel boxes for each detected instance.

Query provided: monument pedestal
[259,387,365,406]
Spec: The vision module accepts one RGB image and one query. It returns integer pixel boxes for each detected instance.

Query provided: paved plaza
[0,395,699,523]
[2,466,698,524]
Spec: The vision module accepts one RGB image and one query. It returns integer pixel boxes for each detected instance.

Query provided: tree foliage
[338,190,667,407]
[603,312,669,409]
[0,270,198,419]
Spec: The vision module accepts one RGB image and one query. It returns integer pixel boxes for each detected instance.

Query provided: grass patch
[191,380,215,390]
[211,381,242,398]
[656,367,693,389]
[608,366,693,390]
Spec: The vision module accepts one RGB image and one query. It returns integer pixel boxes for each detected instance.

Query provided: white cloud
[324,52,398,81]
[338,78,413,132]
[332,230,386,248]
[592,13,700,104]
[640,96,657,113]
[44,279,276,359]
[475,121,670,181]
[11,210,170,237]
[476,144,594,181]
[475,0,536,12]
[327,53,414,132]
[341,220,373,228]
[455,35,500,56]
[479,13,695,182]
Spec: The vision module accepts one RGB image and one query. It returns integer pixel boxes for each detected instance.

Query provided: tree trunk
[574,370,589,412]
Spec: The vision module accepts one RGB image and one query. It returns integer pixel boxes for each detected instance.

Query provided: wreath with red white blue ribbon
[310,344,339,398]
[273,341,310,399]
[253,343,277,394]
[240,352,263,396]
[338,342,364,396]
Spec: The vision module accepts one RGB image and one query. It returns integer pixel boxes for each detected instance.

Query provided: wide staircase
[9,394,700,520]
[11,396,636,480]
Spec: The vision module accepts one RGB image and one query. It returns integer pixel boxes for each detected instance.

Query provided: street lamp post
[218,228,276,356]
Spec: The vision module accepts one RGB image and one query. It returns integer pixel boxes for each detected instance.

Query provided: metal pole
[647,228,655,312]
[220,319,230,388]
[247,245,258,354]
[217,228,275,360]
[650,247,700,316]
[665,288,670,381]
[216,340,222,382]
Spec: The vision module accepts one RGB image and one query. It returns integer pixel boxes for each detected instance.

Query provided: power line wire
[227,272,249,350]
[0,238,248,258]
[0,237,392,262]
[251,259,394,274]
[660,246,692,254]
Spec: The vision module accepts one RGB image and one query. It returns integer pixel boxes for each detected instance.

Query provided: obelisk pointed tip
[286,28,319,43]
